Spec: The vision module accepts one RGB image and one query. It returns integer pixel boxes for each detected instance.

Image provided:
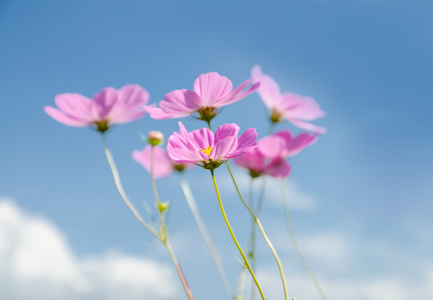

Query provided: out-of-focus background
[1,1,432,299]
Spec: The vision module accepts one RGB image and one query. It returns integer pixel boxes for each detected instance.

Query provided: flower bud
[158,202,170,213]
[148,131,164,146]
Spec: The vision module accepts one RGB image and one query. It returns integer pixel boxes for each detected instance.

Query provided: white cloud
[0,198,179,300]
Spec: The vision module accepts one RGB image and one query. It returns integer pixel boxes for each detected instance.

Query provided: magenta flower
[234,130,318,178]
[167,122,257,170]
[144,72,260,122]
[132,145,190,178]
[44,84,149,132]
[251,65,326,133]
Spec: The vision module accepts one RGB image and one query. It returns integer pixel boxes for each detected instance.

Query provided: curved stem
[280,180,328,300]
[210,170,266,300]
[101,134,159,238]
[226,163,288,300]
[179,174,233,298]
[165,240,195,300]
[150,146,165,238]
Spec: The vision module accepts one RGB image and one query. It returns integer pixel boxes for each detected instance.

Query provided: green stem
[101,134,159,238]
[280,180,328,300]
[150,146,194,300]
[210,169,266,300]
[164,240,195,300]
[150,146,165,238]
[226,163,288,300]
[179,174,233,298]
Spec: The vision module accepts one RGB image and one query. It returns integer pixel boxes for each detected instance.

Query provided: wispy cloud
[0,198,179,300]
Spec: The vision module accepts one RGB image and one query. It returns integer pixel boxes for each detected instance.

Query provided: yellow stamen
[200,146,213,156]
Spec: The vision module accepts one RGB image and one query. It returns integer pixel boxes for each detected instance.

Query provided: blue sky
[1,1,433,299]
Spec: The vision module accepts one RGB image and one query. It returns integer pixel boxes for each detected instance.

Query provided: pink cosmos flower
[144,72,260,122]
[234,130,318,178]
[132,145,190,178]
[251,65,326,133]
[44,85,149,132]
[167,122,257,170]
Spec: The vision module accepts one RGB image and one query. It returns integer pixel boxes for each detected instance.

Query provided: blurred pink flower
[44,85,149,132]
[167,122,257,170]
[234,130,318,178]
[132,145,190,178]
[251,65,326,133]
[145,72,260,122]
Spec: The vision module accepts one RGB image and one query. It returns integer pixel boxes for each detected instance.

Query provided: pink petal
[283,132,318,157]
[288,118,327,134]
[189,127,215,150]
[143,105,175,120]
[160,89,201,116]
[193,72,233,107]
[257,135,286,159]
[233,150,266,172]
[211,136,238,160]
[44,106,91,127]
[281,93,325,120]
[231,128,258,156]
[168,148,206,164]
[214,123,240,142]
[251,65,282,110]
[54,93,93,122]
[108,85,149,122]
[215,79,260,107]
[91,87,118,120]
[263,158,291,178]
[132,146,173,178]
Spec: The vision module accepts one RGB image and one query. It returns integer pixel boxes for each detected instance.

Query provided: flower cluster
[45,65,327,300]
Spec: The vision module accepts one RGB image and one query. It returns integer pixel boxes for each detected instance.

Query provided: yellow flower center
[200,146,213,156]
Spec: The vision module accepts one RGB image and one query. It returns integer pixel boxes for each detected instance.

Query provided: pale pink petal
[215,79,260,107]
[110,110,146,123]
[91,87,118,120]
[143,105,176,119]
[233,150,266,172]
[214,123,240,142]
[168,148,206,164]
[193,72,233,106]
[54,93,93,122]
[282,132,318,157]
[232,128,258,155]
[189,127,215,150]
[281,93,325,120]
[257,135,286,159]
[160,90,201,115]
[251,65,282,110]
[44,106,91,126]
[132,146,173,178]
[211,136,238,160]
[263,158,291,178]
[288,118,327,134]
[108,85,149,122]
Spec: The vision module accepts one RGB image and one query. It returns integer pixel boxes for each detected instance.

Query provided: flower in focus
[234,130,318,178]
[132,145,190,178]
[167,122,257,170]
[251,65,326,133]
[44,85,149,133]
[144,72,260,122]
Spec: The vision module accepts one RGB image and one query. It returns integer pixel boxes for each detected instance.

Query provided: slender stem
[210,169,266,300]
[226,163,288,300]
[101,134,159,238]
[280,180,328,300]
[150,146,165,238]
[165,240,195,300]
[149,145,194,300]
[179,174,233,299]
